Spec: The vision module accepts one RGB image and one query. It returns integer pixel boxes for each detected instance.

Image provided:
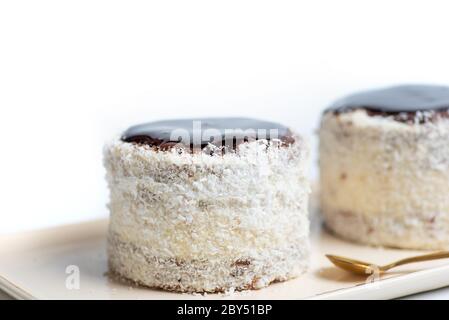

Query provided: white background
[1,0,449,234]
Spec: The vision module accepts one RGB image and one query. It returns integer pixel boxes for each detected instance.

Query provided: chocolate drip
[121,117,294,150]
[326,85,449,123]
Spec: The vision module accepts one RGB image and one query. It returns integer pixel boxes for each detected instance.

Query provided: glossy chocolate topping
[122,117,294,150]
[327,85,449,115]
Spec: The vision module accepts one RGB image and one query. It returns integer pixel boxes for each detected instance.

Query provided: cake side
[319,110,449,249]
[104,136,310,292]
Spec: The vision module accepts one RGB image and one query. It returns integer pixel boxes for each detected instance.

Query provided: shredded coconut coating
[104,136,310,292]
[319,110,449,249]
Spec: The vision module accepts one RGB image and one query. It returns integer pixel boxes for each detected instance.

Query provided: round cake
[104,117,310,292]
[319,85,449,249]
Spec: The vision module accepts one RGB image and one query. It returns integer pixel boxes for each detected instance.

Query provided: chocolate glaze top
[122,117,294,150]
[327,85,449,114]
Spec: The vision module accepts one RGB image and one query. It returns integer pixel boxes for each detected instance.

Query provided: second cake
[320,85,449,250]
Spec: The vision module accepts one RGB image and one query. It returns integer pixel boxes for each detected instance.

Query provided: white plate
[2,213,449,300]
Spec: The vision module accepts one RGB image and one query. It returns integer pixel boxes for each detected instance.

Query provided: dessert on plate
[104,117,310,292]
[319,85,449,249]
